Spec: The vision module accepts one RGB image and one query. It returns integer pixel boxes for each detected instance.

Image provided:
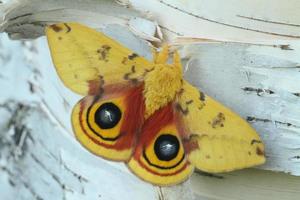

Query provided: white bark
[0,0,300,200]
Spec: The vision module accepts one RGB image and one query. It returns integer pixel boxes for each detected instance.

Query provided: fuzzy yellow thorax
[143,46,183,117]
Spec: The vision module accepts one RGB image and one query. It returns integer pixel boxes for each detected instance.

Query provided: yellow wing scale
[177,81,265,173]
[46,23,153,95]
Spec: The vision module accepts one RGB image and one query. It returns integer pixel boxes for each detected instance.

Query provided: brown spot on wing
[131,65,136,73]
[88,76,105,96]
[211,112,225,128]
[186,100,193,105]
[142,67,155,77]
[64,23,72,33]
[256,147,264,156]
[128,53,138,60]
[123,73,130,80]
[130,78,138,85]
[50,24,63,32]
[199,91,205,101]
[175,103,189,115]
[182,134,199,154]
[178,88,185,95]
[97,45,111,62]
[122,57,128,64]
[251,139,262,145]
[123,65,140,84]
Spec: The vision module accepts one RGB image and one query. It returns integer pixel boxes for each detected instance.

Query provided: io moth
[45,23,265,186]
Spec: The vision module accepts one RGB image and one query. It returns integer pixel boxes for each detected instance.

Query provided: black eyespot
[94,102,122,129]
[154,134,180,161]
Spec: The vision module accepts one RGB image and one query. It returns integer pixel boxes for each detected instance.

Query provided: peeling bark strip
[195,171,224,179]
[157,0,300,38]
[236,15,300,28]
[9,13,33,21]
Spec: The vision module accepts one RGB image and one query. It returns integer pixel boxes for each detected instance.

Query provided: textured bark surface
[0,0,300,199]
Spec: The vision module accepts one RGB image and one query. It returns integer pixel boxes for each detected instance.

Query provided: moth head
[143,49,183,118]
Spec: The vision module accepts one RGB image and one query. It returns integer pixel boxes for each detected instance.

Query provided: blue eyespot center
[94,102,121,129]
[154,134,180,161]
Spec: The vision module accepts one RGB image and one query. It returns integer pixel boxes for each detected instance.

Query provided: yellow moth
[46,23,265,186]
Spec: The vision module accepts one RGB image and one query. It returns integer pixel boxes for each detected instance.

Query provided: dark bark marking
[279,45,294,51]
[293,93,300,97]
[242,87,274,96]
[247,116,299,128]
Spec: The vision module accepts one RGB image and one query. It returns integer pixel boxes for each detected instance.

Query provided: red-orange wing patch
[127,103,194,186]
